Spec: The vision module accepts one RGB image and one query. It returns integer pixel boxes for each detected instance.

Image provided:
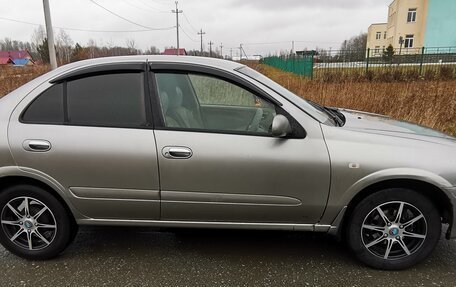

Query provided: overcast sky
[0,0,391,56]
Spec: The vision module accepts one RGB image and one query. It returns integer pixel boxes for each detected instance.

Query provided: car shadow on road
[67,226,358,266]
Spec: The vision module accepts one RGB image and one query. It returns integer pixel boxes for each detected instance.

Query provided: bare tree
[31,26,46,60]
[86,39,97,59]
[340,32,367,51]
[144,46,160,55]
[0,38,14,50]
[339,32,368,61]
[126,39,137,55]
[56,29,74,64]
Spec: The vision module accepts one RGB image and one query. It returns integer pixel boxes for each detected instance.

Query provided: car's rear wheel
[0,185,73,260]
[347,188,441,270]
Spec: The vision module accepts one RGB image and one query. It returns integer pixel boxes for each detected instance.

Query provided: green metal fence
[260,55,314,78]
[260,46,456,81]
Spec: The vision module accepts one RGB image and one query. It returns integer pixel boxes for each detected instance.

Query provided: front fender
[321,168,454,226]
[341,168,453,206]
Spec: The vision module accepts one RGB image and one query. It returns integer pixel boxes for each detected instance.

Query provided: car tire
[347,188,441,270]
[0,184,73,260]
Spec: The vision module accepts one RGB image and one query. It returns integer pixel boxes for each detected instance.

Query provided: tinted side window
[22,84,64,124]
[67,73,146,127]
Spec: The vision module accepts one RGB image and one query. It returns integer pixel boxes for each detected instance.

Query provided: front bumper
[445,187,456,239]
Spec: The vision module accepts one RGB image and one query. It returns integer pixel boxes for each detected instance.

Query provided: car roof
[57,55,245,74]
[0,56,246,111]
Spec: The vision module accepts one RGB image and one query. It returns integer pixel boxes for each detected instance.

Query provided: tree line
[0,26,225,65]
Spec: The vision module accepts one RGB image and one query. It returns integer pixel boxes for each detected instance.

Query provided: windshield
[236,66,332,124]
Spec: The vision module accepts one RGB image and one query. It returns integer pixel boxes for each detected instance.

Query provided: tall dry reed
[1,64,455,136]
[252,64,456,136]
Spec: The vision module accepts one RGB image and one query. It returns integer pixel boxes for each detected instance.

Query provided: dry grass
[0,65,50,98]
[250,63,456,136]
[1,64,455,136]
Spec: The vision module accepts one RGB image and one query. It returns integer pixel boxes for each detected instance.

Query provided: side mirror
[271,114,292,138]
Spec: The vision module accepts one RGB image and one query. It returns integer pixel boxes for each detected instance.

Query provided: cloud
[229,0,389,10]
[0,0,392,56]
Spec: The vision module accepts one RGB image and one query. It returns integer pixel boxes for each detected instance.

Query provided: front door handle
[23,140,52,152]
[162,146,193,159]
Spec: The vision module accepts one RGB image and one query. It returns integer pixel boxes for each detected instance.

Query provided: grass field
[1,63,455,136]
[249,63,456,136]
[0,65,50,98]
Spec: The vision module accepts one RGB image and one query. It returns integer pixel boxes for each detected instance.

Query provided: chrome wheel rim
[361,201,427,260]
[1,197,57,251]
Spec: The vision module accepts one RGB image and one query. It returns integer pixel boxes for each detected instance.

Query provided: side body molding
[0,166,85,219]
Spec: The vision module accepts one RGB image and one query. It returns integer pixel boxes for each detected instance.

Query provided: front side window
[22,72,147,128]
[407,8,417,23]
[404,34,414,48]
[155,72,277,135]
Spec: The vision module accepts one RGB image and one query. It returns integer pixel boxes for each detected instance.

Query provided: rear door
[151,65,331,224]
[8,64,161,220]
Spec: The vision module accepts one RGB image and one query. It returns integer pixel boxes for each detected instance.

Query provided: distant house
[162,48,187,56]
[12,58,33,66]
[0,57,13,65]
[0,50,34,66]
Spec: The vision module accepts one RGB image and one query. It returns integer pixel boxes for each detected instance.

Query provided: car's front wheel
[0,184,73,260]
[347,188,441,270]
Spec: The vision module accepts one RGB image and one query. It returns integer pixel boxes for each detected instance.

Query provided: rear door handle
[23,140,51,152]
[162,146,193,159]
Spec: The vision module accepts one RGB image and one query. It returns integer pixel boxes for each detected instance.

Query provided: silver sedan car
[0,56,455,270]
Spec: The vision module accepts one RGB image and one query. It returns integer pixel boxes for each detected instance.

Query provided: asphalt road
[0,226,455,287]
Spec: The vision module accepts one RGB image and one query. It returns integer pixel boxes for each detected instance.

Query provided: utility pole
[208,41,214,57]
[292,41,295,55]
[239,44,243,60]
[172,1,183,56]
[197,29,205,55]
[42,0,57,69]
[239,44,248,60]
[220,43,223,58]
[230,48,233,60]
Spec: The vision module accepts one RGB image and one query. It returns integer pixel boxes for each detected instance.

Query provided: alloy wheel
[1,196,57,251]
[361,201,427,260]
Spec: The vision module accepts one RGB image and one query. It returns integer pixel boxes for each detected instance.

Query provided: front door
[152,69,331,224]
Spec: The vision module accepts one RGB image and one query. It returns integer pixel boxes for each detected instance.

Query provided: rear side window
[67,73,146,127]
[22,72,147,128]
[22,84,64,124]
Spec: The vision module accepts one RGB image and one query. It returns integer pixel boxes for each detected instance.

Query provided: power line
[179,24,198,42]
[0,16,173,33]
[243,40,341,46]
[294,40,341,44]
[182,12,198,33]
[136,0,168,11]
[123,0,168,14]
[89,0,172,30]
[243,41,291,46]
